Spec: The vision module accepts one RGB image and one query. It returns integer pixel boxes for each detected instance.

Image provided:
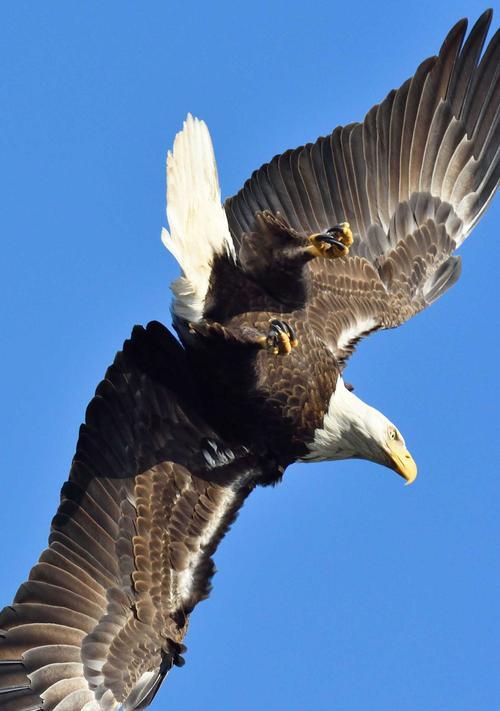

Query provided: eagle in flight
[1,11,498,711]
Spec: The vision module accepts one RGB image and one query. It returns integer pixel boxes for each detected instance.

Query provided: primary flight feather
[0,11,498,711]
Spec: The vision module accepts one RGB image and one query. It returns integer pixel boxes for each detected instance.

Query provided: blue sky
[0,2,498,710]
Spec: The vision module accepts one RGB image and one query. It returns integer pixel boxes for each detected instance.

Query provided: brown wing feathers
[227,12,498,250]
[0,323,258,711]
[1,13,498,711]
[225,12,498,359]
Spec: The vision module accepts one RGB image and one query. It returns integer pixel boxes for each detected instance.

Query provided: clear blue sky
[0,2,498,710]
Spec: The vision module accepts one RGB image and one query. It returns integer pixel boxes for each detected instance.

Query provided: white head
[302,377,417,484]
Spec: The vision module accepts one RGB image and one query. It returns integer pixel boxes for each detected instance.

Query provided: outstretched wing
[225,12,499,363]
[0,322,262,711]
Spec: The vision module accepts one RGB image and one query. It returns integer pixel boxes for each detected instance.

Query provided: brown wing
[0,322,263,711]
[225,13,499,361]
[303,216,462,365]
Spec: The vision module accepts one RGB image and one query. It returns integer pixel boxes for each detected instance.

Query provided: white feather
[161,114,235,322]
[176,485,237,603]
[335,317,377,355]
[123,670,159,711]
[302,377,396,463]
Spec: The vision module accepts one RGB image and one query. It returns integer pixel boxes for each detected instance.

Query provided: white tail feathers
[161,114,235,322]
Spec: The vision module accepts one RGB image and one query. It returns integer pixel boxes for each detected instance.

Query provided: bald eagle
[0,11,498,711]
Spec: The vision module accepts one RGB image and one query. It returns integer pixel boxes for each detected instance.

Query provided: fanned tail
[162,114,235,322]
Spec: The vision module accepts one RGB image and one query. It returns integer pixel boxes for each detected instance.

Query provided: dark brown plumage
[225,10,498,358]
[0,324,262,711]
[1,12,498,711]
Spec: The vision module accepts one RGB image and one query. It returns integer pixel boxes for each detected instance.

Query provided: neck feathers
[302,377,388,463]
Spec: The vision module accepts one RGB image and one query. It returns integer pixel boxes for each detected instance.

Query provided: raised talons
[259,319,299,356]
[306,222,353,259]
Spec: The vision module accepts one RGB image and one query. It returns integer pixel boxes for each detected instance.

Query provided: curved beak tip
[387,446,417,486]
[400,458,417,486]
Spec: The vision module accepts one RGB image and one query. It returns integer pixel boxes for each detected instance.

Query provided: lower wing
[0,322,262,711]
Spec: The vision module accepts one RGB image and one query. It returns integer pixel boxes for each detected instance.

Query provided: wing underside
[225,12,499,360]
[0,323,259,711]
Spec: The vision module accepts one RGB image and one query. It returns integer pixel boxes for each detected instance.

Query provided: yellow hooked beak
[386,440,418,485]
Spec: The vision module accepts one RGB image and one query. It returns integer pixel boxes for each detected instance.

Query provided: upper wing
[0,322,262,711]
[225,13,499,361]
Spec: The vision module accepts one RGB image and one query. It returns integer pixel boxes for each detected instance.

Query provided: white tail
[161,114,235,322]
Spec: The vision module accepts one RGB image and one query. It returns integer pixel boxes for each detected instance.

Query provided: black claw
[269,319,296,341]
[267,320,285,350]
[284,322,297,342]
[266,319,297,353]
[315,234,345,250]
[269,319,287,334]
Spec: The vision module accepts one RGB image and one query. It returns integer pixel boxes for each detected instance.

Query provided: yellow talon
[306,221,353,259]
[259,320,299,356]
[337,222,354,247]
[277,331,292,355]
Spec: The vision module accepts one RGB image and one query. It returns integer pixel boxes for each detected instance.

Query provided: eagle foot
[306,222,353,259]
[259,319,298,356]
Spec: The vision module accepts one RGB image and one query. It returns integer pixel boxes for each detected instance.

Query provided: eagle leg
[306,222,353,259]
[185,318,298,357]
[258,319,299,356]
